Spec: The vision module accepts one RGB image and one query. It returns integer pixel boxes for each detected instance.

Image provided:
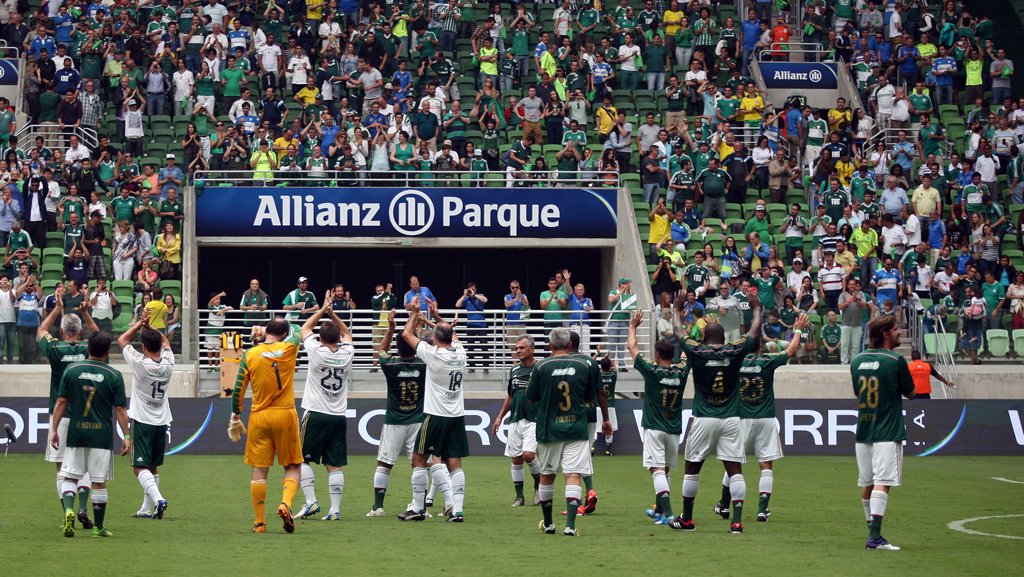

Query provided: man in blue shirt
[784,102,804,154]
[456,282,488,370]
[670,210,693,243]
[28,26,57,61]
[14,276,41,363]
[403,275,435,312]
[235,102,259,138]
[567,276,594,353]
[740,8,762,75]
[930,44,957,107]
[363,103,388,139]
[503,280,529,346]
[895,37,920,87]
[871,257,902,309]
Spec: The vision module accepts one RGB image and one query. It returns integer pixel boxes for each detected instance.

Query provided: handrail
[196,307,655,373]
[0,46,18,58]
[754,43,824,60]
[194,169,621,188]
[930,310,960,399]
[14,123,99,153]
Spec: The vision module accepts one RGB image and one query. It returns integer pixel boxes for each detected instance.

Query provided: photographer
[456,282,489,371]
[651,255,680,306]
[146,60,169,119]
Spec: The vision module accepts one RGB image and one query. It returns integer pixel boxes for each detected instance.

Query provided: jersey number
[858,376,879,409]
[448,371,463,392]
[82,385,96,418]
[660,387,680,410]
[711,371,725,394]
[399,380,419,405]
[319,368,345,392]
[151,380,167,400]
[739,376,765,402]
[557,381,572,412]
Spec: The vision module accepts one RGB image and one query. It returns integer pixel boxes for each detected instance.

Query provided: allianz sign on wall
[760,62,840,90]
[195,187,619,239]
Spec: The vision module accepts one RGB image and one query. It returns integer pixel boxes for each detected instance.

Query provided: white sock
[682,474,699,499]
[652,470,670,497]
[526,458,540,477]
[429,463,454,508]
[426,479,437,501]
[606,433,614,444]
[862,498,872,521]
[137,470,164,506]
[565,484,583,505]
[92,488,107,505]
[374,466,391,491]
[538,483,555,502]
[328,471,344,514]
[450,468,465,515]
[759,469,774,495]
[411,467,429,511]
[61,478,77,499]
[722,470,730,490]
[300,463,317,505]
[56,474,64,499]
[511,463,524,484]
[869,490,888,518]
[728,474,746,503]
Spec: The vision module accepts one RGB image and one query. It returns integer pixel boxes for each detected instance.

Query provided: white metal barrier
[196,307,657,373]
[195,169,620,188]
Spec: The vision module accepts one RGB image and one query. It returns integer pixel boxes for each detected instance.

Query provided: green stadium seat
[149,114,172,130]
[1013,329,1024,358]
[41,263,63,281]
[987,330,1010,358]
[923,333,956,358]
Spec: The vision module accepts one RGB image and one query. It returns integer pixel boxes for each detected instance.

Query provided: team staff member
[230,317,304,534]
[852,315,915,551]
[906,350,953,399]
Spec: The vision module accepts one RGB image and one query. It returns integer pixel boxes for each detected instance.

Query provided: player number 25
[858,375,879,409]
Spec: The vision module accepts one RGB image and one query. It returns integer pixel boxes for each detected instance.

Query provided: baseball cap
[618,277,631,285]
[128,99,138,106]
[298,276,308,284]
[165,153,175,159]
[442,139,452,147]
[793,258,803,264]
[755,205,766,212]
[474,149,482,156]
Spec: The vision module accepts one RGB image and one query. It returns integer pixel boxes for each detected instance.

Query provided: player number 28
[858,375,879,409]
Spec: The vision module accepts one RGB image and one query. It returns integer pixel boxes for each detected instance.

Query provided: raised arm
[784,314,810,358]
[117,307,151,349]
[324,305,353,343]
[37,284,64,340]
[744,288,764,341]
[401,309,424,351]
[626,309,643,361]
[299,290,333,340]
[379,310,398,353]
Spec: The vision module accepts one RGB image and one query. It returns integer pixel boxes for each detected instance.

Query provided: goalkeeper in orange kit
[231,319,304,534]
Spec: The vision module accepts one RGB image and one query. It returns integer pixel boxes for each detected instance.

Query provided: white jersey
[123,345,175,426]
[302,334,354,415]
[416,340,467,417]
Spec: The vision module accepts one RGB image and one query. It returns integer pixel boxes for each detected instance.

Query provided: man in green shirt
[981,271,1006,329]
[682,251,711,299]
[527,327,608,536]
[850,165,876,202]
[109,188,139,223]
[716,313,809,523]
[539,277,568,333]
[607,276,637,368]
[820,310,842,363]
[282,276,319,321]
[221,56,247,99]
[366,309,425,516]
[752,267,781,311]
[669,290,763,533]
[852,315,915,551]
[696,158,731,219]
[493,335,541,507]
[627,310,690,525]
[49,330,131,538]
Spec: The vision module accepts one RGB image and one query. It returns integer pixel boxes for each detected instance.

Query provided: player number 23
[858,376,879,409]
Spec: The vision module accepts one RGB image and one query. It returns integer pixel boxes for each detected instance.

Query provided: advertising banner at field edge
[195,187,619,238]
[759,62,839,89]
[2,399,1021,457]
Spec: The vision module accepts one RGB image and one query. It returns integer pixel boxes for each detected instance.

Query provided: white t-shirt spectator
[173,69,195,103]
[903,212,921,246]
[618,43,641,72]
[258,43,282,73]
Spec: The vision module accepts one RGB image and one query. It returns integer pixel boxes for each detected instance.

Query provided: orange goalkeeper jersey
[232,325,302,415]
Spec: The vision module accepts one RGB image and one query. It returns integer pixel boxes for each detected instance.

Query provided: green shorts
[300,411,348,467]
[131,421,168,468]
[415,414,470,459]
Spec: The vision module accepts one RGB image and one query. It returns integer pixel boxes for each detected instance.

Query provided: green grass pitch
[2,455,1022,576]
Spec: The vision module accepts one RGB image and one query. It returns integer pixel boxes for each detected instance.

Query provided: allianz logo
[551,367,577,376]
[396,370,420,378]
[772,70,825,82]
[253,190,562,237]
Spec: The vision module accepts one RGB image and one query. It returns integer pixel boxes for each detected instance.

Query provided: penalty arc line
[947,514,1024,540]
[991,477,1024,485]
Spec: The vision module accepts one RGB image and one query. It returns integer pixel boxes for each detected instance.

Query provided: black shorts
[300,412,348,467]
[415,415,469,459]
[131,421,168,468]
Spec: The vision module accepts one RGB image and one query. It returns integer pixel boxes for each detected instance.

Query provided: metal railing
[196,307,656,373]
[862,126,953,162]
[194,169,621,188]
[928,310,961,400]
[725,125,790,156]
[755,43,824,61]
[14,123,100,155]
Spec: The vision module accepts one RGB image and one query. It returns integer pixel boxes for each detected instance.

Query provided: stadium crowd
[1,0,1024,363]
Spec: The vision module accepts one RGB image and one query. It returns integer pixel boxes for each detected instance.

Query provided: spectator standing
[607,277,637,370]
[838,277,869,364]
[456,281,489,370]
[239,278,269,326]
